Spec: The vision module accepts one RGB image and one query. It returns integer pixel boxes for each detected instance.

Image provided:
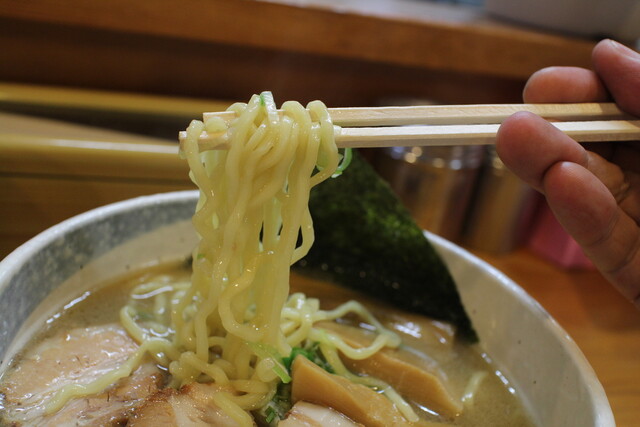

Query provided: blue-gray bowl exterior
[0,191,198,361]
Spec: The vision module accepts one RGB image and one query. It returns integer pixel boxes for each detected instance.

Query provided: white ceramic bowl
[0,191,615,426]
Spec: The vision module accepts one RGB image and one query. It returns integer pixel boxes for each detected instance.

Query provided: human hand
[496,39,640,308]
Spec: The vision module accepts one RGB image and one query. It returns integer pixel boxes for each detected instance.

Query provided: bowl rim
[426,231,615,427]
[0,190,615,426]
[0,191,197,289]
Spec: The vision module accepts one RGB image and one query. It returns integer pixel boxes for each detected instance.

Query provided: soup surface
[0,261,535,427]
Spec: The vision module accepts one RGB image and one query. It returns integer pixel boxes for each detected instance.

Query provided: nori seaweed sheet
[294,150,477,341]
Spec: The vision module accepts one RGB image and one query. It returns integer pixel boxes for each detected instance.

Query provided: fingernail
[606,39,639,58]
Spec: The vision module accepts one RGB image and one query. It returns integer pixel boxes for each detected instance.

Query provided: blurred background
[0,0,637,261]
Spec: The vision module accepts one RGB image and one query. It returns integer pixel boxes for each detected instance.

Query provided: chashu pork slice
[128,382,244,426]
[279,401,363,427]
[0,323,164,426]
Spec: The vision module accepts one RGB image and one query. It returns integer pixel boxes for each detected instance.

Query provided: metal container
[463,146,541,253]
[376,145,484,242]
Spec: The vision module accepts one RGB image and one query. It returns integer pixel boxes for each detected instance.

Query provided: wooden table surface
[472,248,640,427]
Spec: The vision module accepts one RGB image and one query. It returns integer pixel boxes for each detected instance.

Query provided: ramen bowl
[0,191,614,426]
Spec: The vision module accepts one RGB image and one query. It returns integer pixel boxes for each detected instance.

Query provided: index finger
[523,66,609,103]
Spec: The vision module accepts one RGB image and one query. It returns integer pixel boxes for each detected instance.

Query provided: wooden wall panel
[0,18,527,107]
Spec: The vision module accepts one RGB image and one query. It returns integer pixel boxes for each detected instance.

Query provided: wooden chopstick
[336,120,640,148]
[181,103,639,151]
[202,102,631,126]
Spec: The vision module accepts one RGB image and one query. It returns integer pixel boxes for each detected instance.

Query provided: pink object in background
[528,202,594,269]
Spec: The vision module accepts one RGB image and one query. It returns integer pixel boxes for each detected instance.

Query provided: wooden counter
[474,248,640,427]
[0,0,596,106]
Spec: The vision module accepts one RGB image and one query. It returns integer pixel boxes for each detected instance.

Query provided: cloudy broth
[1,262,535,427]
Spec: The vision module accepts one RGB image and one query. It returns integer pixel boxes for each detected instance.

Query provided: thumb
[592,40,640,116]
